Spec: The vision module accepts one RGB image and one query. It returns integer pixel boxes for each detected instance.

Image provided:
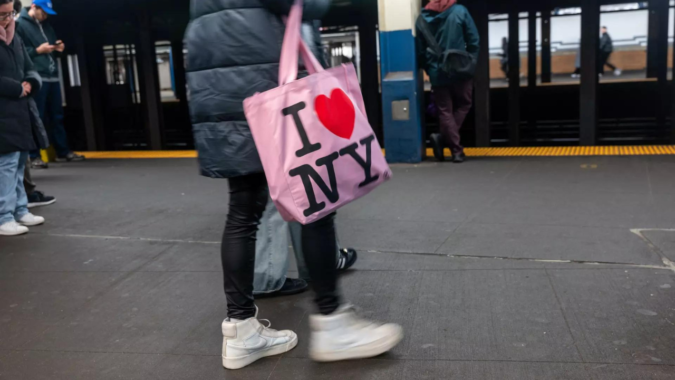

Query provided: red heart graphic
[315,88,356,140]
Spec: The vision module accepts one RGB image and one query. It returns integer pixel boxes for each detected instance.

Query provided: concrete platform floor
[1,156,674,379]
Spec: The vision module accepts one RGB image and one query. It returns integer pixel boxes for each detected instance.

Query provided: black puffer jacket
[185,0,330,179]
[0,33,42,154]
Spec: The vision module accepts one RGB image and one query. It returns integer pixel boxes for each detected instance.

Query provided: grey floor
[1,156,675,379]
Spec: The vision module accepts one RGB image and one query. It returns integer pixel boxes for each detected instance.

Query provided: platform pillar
[378,0,424,163]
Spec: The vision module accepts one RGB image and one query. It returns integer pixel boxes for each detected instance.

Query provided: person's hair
[602,26,607,29]
[0,0,14,5]
[13,0,21,13]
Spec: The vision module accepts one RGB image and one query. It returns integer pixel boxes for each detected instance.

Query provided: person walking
[599,26,621,77]
[16,0,84,169]
[418,0,480,164]
[185,0,403,370]
[0,0,46,236]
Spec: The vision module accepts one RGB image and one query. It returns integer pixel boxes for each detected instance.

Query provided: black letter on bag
[339,134,379,188]
[283,102,321,158]
[289,152,340,217]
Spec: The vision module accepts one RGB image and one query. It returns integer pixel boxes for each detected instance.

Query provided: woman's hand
[20,81,32,97]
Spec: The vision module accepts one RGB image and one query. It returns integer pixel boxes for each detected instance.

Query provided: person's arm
[259,0,331,20]
[0,76,24,99]
[21,43,42,96]
[16,26,40,59]
[463,9,480,61]
[415,24,428,69]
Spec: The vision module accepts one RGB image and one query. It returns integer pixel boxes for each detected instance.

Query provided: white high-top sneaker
[0,221,29,236]
[221,315,298,370]
[309,305,404,362]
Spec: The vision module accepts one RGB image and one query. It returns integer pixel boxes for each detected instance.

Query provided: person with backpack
[417,0,480,163]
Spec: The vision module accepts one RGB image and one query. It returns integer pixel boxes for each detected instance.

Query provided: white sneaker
[221,315,297,370]
[18,213,45,226]
[0,221,29,236]
[309,305,404,362]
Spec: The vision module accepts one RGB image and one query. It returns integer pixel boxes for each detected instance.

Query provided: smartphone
[55,41,63,46]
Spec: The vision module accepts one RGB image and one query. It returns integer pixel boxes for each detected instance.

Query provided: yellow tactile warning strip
[433,145,675,157]
[77,146,675,160]
[78,151,198,159]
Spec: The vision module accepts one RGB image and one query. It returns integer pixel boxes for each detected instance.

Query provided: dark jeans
[599,52,617,74]
[23,157,36,196]
[223,173,340,320]
[30,81,71,159]
[433,80,474,155]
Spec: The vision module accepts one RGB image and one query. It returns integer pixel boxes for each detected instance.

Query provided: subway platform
[1,155,675,379]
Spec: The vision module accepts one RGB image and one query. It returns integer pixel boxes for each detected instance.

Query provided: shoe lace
[259,319,272,329]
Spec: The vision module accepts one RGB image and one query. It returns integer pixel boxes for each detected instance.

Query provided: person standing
[418,0,479,163]
[12,0,56,208]
[16,0,84,169]
[185,0,403,370]
[0,0,46,236]
[599,26,621,77]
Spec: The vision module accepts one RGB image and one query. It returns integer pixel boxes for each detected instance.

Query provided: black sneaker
[255,278,309,299]
[453,152,466,164]
[430,133,445,162]
[27,191,56,209]
[56,152,86,162]
[30,157,48,169]
[337,248,358,271]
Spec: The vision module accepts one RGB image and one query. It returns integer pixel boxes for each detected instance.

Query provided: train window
[489,14,508,87]
[320,26,361,81]
[669,1,674,79]
[489,13,540,88]
[155,41,178,103]
[103,44,141,104]
[599,3,649,82]
[550,7,582,84]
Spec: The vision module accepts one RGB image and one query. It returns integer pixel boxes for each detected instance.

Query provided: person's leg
[289,222,311,280]
[434,86,457,151]
[221,173,268,320]
[252,195,290,295]
[301,213,340,315]
[449,79,474,155]
[23,157,36,196]
[599,52,609,75]
[306,212,403,362]
[30,83,50,160]
[13,152,30,221]
[220,174,298,370]
[46,82,72,158]
[0,152,21,225]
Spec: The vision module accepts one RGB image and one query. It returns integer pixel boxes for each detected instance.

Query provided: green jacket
[416,5,480,87]
[16,8,60,80]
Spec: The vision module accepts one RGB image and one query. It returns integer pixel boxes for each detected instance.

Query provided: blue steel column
[379,0,424,163]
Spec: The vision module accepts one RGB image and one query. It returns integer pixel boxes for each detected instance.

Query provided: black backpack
[416,15,476,80]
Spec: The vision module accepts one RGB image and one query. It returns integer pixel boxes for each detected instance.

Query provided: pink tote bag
[244,0,391,225]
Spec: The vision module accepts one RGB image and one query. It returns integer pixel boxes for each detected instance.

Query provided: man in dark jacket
[417,0,479,163]
[185,0,402,370]
[16,0,84,168]
[599,26,621,76]
[0,0,46,236]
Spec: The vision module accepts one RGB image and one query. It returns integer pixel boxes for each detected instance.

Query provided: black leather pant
[222,173,340,320]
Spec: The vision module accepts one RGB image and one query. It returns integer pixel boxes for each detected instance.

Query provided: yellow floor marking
[78,146,675,160]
